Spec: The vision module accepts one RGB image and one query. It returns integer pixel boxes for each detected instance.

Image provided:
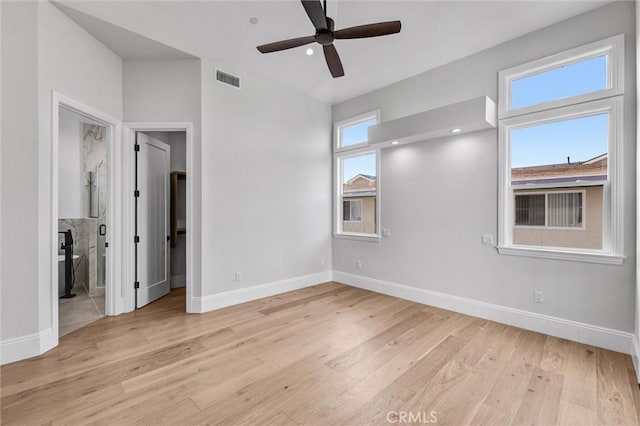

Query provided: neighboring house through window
[497,35,624,263]
[334,110,380,239]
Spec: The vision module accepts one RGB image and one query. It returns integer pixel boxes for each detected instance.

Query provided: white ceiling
[56,0,610,105]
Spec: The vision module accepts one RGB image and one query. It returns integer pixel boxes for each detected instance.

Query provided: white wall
[635,0,640,380]
[58,108,85,218]
[200,59,333,301]
[333,2,636,334]
[1,1,123,361]
[1,1,40,343]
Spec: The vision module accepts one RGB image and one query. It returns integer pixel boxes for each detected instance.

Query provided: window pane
[515,194,545,226]
[548,192,582,227]
[511,55,607,109]
[340,118,377,148]
[511,113,608,180]
[341,153,376,234]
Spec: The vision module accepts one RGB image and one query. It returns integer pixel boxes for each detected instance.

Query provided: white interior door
[136,132,170,308]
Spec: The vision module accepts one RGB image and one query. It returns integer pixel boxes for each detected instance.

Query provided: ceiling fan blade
[301,0,328,30]
[334,21,401,39]
[323,44,344,78]
[257,35,316,54]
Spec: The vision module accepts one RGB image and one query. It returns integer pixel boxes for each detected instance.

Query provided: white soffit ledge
[368,96,497,148]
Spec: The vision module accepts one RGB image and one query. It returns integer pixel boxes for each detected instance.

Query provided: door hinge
[105,242,109,248]
[134,144,140,152]
[134,281,140,289]
[167,235,171,242]
[134,190,140,198]
[134,235,140,243]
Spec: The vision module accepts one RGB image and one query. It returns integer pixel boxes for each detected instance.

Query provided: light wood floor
[2,282,640,425]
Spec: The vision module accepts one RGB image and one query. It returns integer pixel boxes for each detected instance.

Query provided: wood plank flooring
[2,282,639,425]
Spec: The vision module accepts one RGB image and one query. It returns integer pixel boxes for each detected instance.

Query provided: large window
[498,35,624,263]
[334,111,380,239]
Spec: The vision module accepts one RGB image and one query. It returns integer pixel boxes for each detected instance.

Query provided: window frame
[513,189,586,231]
[497,35,625,265]
[499,34,624,119]
[334,111,381,241]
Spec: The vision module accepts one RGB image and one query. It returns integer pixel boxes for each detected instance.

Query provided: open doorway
[57,107,108,335]
[123,124,193,313]
[52,92,120,340]
[134,131,187,309]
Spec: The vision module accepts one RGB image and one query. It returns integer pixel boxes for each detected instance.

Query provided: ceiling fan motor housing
[315,17,335,45]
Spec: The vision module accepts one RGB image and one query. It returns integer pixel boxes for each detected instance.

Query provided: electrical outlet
[356,260,362,270]
[534,290,543,304]
[235,272,242,282]
[481,234,495,246]
[382,228,391,237]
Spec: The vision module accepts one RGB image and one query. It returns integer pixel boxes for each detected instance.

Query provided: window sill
[333,233,381,243]
[497,245,624,265]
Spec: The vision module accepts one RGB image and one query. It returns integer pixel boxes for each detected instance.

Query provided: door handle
[99,224,106,236]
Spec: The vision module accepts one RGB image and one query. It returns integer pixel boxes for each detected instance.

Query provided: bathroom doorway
[56,107,108,335]
[52,92,121,342]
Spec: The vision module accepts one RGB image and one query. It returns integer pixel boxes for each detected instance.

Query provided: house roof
[345,174,376,185]
[512,153,607,186]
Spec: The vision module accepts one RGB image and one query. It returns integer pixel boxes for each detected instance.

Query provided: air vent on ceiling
[216,70,241,89]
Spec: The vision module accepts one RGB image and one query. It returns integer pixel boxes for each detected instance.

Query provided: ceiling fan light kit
[257,0,401,78]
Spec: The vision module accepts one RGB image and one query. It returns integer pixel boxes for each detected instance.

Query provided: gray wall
[332,1,636,332]
[123,58,202,294]
[200,58,333,297]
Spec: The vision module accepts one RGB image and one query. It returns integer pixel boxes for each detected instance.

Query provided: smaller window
[548,192,583,228]
[515,194,545,226]
[515,192,583,228]
[335,110,380,150]
[343,200,362,222]
[511,55,607,110]
[499,34,623,118]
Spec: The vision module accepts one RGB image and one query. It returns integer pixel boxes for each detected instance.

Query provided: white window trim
[499,34,624,119]
[334,109,381,153]
[334,147,381,241]
[513,189,586,230]
[498,96,624,265]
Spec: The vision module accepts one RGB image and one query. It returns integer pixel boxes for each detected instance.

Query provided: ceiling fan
[256,0,401,78]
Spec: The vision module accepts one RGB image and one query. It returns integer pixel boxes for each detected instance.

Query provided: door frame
[51,91,122,344]
[123,123,194,313]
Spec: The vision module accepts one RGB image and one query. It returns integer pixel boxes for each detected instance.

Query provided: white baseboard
[1,327,56,365]
[170,274,186,289]
[190,271,333,313]
[333,271,634,355]
[632,335,640,383]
